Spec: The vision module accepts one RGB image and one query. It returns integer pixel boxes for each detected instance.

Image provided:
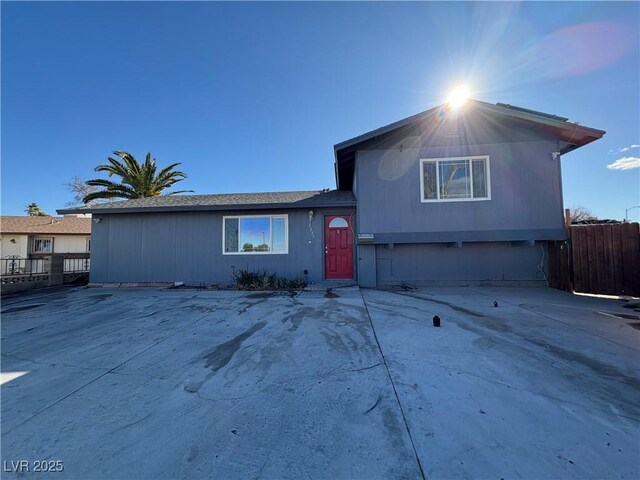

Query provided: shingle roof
[57,190,356,215]
[1,216,91,235]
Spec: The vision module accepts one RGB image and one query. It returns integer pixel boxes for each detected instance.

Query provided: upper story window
[223,215,288,254]
[420,156,490,202]
[30,237,53,253]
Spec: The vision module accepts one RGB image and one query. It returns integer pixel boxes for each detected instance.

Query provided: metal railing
[1,256,47,276]
[1,255,91,276]
[64,257,91,273]
[1,254,91,290]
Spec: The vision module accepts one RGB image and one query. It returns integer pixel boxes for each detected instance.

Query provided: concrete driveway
[1,285,638,479]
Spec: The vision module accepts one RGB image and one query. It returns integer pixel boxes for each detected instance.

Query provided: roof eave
[57,201,357,216]
[486,101,606,138]
[559,134,603,155]
[56,208,96,215]
[334,104,443,154]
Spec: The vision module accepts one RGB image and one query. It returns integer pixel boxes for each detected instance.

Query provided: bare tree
[569,206,597,223]
[65,176,106,207]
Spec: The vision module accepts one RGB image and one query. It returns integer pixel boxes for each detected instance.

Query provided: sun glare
[447,85,471,108]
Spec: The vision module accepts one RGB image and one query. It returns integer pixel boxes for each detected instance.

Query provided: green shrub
[231,268,307,291]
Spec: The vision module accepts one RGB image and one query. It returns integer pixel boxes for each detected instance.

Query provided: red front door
[324,215,354,279]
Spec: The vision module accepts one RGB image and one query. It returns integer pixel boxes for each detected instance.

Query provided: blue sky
[2,1,639,220]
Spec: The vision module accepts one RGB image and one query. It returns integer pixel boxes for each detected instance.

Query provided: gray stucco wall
[374,242,547,286]
[354,132,565,243]
[90,208,354,285]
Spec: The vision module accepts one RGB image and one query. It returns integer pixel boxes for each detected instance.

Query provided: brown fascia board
[479,101,606,153]
[558,135,601,155]
[485,101,606,138]
[56,201,357,216]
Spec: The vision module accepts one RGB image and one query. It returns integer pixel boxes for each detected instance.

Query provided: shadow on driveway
[1,286,419,479]
[2,285,638,479]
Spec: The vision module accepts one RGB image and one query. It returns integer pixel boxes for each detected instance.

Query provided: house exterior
[58,191,355,285]
[58,100,605,287]
[0,216,92,274]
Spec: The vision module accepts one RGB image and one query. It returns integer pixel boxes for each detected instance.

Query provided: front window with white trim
[223,215,288,254]
[420,156,490,202]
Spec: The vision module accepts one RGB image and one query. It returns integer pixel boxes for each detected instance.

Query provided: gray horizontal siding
[90,208,355,285]
[355,137,565,241]
[375,242,547,285]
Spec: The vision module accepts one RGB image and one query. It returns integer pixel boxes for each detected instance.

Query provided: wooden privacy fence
[548,223,640,296]
[547,239,572,292]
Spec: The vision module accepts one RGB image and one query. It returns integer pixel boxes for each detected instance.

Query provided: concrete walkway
[1,285,638,479]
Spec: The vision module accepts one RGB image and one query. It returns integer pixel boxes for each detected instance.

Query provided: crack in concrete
[106,369,166,382]
[359,289,427,480]
[256,415,285,480]
[112,411,153,432]
[1,352,107,373]
[393,290,486,317]
[364,395,381,414]
[350,362,384,372]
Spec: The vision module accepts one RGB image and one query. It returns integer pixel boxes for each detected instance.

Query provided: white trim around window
[30,237,54,253]
[222,214,289,255]
[420,155,491,203]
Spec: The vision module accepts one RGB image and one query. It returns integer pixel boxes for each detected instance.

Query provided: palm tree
[83,151,191,203]
[25,203,49,216]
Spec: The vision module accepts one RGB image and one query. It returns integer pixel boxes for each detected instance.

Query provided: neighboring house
[58,100,605,287]
[0,216,91,274]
